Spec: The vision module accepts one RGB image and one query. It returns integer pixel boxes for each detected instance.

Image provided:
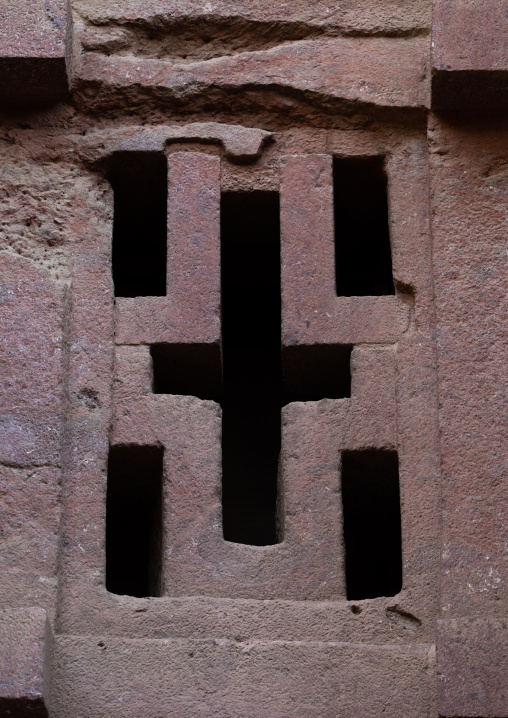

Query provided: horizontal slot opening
[334,156,394,297]
[283,344,352,402]
[341,449,402,600]
[106,444,164,598]
[110,151,167,298]
[151,343,222,400]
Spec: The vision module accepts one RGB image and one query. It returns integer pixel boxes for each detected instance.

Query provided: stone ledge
[50,634,435,718]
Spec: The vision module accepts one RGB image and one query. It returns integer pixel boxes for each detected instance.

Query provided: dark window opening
[221,191,282,547]
[110,152,167,298]
[283,344,352,402]
[341,449,402,600]
[151,344,222,400]
[106,445,164,598]
[333,156,394,297]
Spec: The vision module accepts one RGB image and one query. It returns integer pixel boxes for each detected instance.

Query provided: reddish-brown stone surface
[0,0,70,108]
[437,618,508,717]
[0,608,48,717]
[430,116,508,715]
[280,153,410,346]
[0,0,507,716]
[48,629,435,718]
[429,118,508,621]
[0,253,63,615]
[433,0,508,72]
[432,0,508,108]
[76,36,430,116]
[115,151,221,346]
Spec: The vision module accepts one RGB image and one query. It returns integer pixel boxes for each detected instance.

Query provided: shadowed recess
[82,18,326,62]
[151,344,222,399]
[221,194,352,546]
[283,344,352,402]
[110,151,167,297]
[106,445,164,598]
[333,156,395,297]
[341,449,402,600]
[221,191,282,546]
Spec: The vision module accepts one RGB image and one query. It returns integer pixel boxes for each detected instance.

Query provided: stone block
[0,608,48,717]
[0,0,71,108]
[78,124,272,165]
[75,35,430,114]
[75,0,431,38]
[346,345,397,449]
[280,154,410,346]
[50,633,435,718]
[113,346,153,403]
[0,466,60,612]
[114,152,221,346]
[0,253,64,468]
[110,394,348,600]
[437,618,508,717]
[429,118,508,618]
[432,0,508,109]
[0,254,64,415]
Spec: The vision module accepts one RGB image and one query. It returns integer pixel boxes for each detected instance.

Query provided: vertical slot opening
[110,152,167,298]
[151,344,222,399]
[283,344,352,401]
[341,449,402,600]
[333,156,395,297]
[106,445,164,598]
[221,191,282,546]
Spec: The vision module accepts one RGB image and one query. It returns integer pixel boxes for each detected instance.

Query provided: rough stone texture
[0,465,60,614]
[0,608,48,717]
[0,253,63,615]
[0,0,506,716]
[429,117,508,621]
[280,153,410,347]
[72,0,431,117]
[74,0,432,35]
[49,129,440,647]
[430,115,508,715]
[0,0,70,108]
[432,0,508,109]
[114,395,348,600]
[115,152,221,346]
[75,36,430,116]
[0,253,63,468]
[0,120,441,714]
[437,618,508,718]
[80,124,272,164]
[49,630,435,718]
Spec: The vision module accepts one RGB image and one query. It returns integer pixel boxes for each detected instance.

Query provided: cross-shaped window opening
[108,155,402,601]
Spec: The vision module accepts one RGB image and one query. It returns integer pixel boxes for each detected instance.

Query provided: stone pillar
[431,3,508,712]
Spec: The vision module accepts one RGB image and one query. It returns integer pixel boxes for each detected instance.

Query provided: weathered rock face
[0,0,70,109]
[0,1,507,717]
[432,0,508,109]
